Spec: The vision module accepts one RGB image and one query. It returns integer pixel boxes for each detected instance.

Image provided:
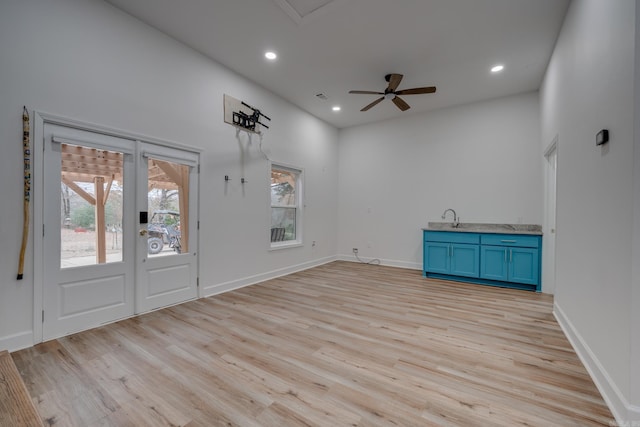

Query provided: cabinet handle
[504,249,507,263]
[501,239,517,243]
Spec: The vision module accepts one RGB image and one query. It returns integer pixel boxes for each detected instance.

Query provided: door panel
[510,247,539,285]
[480,246,508,281]
[136,144,199,313]
[147,264,191,296]
[43,124,135,340]
[59,275,125,317]
[424,242,450,274]
[450,244,479,278]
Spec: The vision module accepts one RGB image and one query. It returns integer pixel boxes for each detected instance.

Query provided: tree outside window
[271,165,302,246]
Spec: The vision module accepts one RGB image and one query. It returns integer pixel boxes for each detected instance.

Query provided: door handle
[139,229,148,236]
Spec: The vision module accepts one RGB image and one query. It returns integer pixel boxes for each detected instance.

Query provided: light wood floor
[0,350,42,426]
[12,261,613,426]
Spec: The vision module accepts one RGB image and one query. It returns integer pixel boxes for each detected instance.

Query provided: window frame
[269,162,303,249]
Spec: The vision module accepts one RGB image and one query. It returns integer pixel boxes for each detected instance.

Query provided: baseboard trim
[337,254,422,270]
[201,255,337,297]
[0,331,34,353]
[628,405,640,423]
[553,302,638,423]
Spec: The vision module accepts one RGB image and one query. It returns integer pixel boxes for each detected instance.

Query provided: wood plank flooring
[12,261,613,426]
[0,350,43,426]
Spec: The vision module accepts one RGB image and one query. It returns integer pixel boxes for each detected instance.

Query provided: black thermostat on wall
[596,129,609,146]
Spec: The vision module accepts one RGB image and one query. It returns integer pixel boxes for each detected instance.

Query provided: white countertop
[424,222,543,235]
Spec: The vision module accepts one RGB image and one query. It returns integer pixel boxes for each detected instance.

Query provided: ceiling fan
[349,73,436,112]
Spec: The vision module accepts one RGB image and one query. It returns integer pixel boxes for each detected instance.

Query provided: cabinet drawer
[480,234,540,248]
[424,231,480,244]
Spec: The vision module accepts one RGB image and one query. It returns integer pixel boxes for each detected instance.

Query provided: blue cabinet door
[424,242,450,274]
[509,247,539,285]
[480,246,508,281]
[450,244,480,278]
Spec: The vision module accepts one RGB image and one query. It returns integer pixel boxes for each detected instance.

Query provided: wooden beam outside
[178,165,189,252]
[94,177,106,264]
[103,175,114,206]
[62,175,96,206]
[154,160,183,187]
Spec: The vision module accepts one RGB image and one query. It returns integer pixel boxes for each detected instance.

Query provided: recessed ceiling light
[265,51,277,60]
[332,106,341,112]
[491,64,504,73]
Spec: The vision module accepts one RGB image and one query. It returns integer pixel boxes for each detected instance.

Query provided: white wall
[0,0,338,351]
[631,0,640,416]
[540,0,638,422]
[337,92,542,270]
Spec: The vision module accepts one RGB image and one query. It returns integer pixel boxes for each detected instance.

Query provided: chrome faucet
[441,208,459,228]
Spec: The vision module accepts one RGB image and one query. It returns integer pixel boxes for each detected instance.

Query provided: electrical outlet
[352,248,358,254]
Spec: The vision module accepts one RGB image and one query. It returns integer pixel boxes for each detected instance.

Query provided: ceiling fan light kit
[349,73,436,112]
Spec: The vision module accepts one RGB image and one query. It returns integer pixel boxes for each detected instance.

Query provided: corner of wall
[553,302,636,423]
[201,255,337,298]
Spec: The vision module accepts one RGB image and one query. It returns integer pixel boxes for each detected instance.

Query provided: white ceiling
[104,0,570,129]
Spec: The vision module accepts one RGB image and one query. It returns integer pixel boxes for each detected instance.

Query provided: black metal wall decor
[232,101,271,132]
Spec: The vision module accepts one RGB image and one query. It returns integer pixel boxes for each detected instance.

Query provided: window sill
[269,241,303,251]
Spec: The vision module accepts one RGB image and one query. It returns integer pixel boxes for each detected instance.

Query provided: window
[270,164,302,247]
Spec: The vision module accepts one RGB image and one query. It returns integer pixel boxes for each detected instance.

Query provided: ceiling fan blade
[361,97,385,111]
[387,73,403,91]
[349,90,385,95]
[395,86,437,95]
[392,96,410,111]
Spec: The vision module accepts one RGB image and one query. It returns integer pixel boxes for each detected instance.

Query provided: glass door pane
[60,143,124,268]
[146,158,190,257]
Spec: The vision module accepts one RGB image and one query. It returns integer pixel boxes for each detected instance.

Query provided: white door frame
[33,111,201,343]
[543,136,558,294]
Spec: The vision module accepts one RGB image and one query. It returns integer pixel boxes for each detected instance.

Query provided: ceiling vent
[273,0,336,24]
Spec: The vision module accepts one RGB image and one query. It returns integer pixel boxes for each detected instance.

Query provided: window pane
[147,158,189,256]
[271,168,296,206]
[271,207,296,242]
[60,144,124,268]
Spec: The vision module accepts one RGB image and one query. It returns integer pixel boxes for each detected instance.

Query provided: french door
[42,124,198,341]
[135,143,199,314]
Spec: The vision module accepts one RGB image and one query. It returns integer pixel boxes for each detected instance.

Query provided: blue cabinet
[424,241,450,274]
[480,234,541,286]
[424,230,541,292]
[424,231,480,278]
[450,244,480,277]
[480,246,539,285]
[480,245,509,281]
[480,234,540,287]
